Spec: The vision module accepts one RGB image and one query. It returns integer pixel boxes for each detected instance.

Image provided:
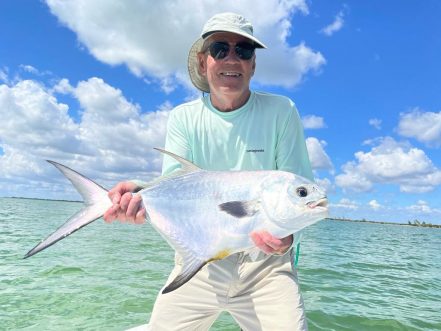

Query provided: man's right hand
[103,181,146,224]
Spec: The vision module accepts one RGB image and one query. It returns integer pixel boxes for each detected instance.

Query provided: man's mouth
[220,72,242,77]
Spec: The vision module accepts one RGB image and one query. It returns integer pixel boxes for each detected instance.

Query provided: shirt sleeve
[275,101,314,181]
[161,108,192,176]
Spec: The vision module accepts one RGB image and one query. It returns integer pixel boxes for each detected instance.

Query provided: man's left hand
[250,231,293,255]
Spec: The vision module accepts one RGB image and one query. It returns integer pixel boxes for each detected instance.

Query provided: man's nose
[223,46,240,62]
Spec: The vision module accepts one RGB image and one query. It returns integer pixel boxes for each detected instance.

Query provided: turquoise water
[1,197,440,330]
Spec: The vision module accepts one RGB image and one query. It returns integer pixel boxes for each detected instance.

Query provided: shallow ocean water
[1,197,440,330]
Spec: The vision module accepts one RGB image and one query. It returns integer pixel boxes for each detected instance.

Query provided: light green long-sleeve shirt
[162,91,313,180]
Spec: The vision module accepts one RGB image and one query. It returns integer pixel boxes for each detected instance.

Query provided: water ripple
[1,199,441,330]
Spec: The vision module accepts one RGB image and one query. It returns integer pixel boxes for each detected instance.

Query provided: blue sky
[0,0,440,224]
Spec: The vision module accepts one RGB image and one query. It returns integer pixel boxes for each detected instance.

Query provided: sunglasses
[206,41,256,60]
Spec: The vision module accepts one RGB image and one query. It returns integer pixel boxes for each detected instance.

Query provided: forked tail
[24,161,112,258]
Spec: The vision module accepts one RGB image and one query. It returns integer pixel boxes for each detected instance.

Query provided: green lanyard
[294,242,301,267]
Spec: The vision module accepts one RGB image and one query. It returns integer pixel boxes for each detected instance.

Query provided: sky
[0,0,440,224]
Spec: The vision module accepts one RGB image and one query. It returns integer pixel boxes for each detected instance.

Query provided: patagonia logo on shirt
[246,149,264,153]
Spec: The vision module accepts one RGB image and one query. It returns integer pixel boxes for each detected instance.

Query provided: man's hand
[250,231,293,255]
[103,181,146,224]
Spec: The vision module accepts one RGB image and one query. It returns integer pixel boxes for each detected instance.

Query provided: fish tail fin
[24,161,112,258]
[47,160,110,207]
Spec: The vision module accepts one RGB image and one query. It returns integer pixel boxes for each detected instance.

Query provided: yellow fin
[208,249,231,262]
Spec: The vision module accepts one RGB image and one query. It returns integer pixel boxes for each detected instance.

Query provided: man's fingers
[134,208,146,224]
[250,231,287,254]
[119,192,133,212]
[250,232,274,254]
[104,182,147,225]
[108,181,138,204]
[251,230,281,248]
[258,231,283,250]
[110,192,121,204]
[250,232,262,245]
[250,232,270,252]
[103,204,119,223]
[126,194,142,219]
[108,184,123,204]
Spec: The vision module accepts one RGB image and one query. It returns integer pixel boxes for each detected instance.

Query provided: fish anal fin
[218,199,260,218]
[162,258,207,294]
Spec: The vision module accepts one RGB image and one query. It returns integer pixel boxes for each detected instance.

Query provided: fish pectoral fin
[218,199,261,218]
[162,257,207,294]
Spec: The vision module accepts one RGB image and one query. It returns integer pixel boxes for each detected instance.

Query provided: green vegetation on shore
[329,217,441,228]
[406,219,441,228]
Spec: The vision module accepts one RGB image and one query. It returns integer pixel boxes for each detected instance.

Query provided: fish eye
[296,186,308,198]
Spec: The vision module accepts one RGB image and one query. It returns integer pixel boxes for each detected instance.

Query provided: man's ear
[197,53,207,76]
[251,57,256,76]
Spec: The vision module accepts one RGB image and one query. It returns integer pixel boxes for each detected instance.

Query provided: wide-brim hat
[188,12,267,93]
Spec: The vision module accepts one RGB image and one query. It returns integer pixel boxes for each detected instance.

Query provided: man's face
[197,32,256,101]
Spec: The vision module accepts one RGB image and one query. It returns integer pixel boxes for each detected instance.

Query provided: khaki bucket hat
[188,12,267,93]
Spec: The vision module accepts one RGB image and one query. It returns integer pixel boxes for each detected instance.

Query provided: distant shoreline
[2,196,82,203]
[2,196,439,228]
[329,217,441,229]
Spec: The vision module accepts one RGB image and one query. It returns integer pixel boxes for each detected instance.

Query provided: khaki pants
[144,250,308,331]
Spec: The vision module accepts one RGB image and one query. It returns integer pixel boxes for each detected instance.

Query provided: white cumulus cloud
[314,177,333,193]
[368,199,382,211]
[397,108,441,148]
[302,115,326,129]
[0,77,171,199]
[20,65,39,74]
[406,200,440,214]
[335,137,441,193]
[369,118,382,130]
[0,68,8,83]
[0,79,82,157]
[331,198,359,210]
[45,0,325,91]
[306,137,333,171]
[320,10,344,36]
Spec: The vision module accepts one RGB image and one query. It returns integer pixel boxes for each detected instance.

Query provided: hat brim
[188,38,210,93]
[202,29,266,49]
[187,31,266,93]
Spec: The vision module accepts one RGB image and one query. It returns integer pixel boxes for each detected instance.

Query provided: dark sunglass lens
[209,42,230,59]
[235,42,255,60]
[208,41,255,60]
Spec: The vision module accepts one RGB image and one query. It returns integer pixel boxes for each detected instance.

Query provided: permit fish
[25,148,328,293]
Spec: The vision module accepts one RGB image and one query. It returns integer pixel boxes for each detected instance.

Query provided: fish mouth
[307,198,328,209]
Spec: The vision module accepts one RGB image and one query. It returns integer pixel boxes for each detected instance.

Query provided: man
[104,12,313,331]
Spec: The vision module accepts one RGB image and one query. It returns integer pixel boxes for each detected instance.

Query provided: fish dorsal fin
[136,149,202,190]
[162,256,207,294]
[218,199,261,218]
[154,148,201,174]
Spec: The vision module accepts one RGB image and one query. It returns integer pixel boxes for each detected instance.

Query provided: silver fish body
[25,149,328,293]
[142,168,327,292]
